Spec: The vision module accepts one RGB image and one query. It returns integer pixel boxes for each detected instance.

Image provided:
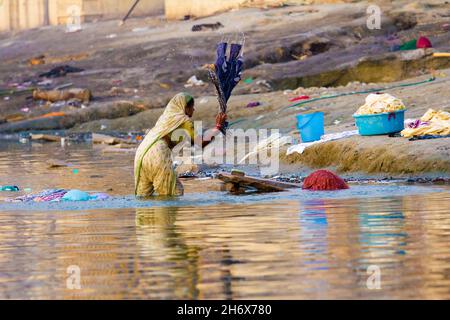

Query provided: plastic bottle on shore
[0,186,20,192]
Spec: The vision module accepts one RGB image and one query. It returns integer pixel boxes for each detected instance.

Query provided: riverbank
[0,1,449,177]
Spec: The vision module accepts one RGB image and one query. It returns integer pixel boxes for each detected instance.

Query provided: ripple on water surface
[0,142,449,299]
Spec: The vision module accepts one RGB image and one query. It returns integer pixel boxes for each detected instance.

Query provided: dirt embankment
[0,1,449,176]
[280,135,450,175]
[1,1,449,130]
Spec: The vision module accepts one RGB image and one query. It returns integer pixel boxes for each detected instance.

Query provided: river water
[0,142,449,299]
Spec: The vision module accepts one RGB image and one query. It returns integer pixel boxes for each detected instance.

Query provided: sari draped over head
[134,92,193,195]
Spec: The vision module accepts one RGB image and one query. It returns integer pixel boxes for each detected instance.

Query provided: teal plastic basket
[353,110,406,136]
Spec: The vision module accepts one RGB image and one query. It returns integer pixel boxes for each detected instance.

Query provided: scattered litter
[66,25,82,33]
[132,27,150,33]
[29,54,88,66]
[101,146,136,153]
[398,39,417,51]
[47,159,69,168]
[93,133,118,145]
[29,55,46,66]
[184,75,206,87]
[37,79,53,87]
[46,100,69,108]
[31,134,62,143]
[246,101,261,108]
[199,98,208,104]
[398,36,432,51]
[159,83,171,89]
[106,34,117,39]
[256,80,272,89]
[231,169,245,177]
[54,83,73,90]
[243,77,254,84]
[39,65,84,78]
[283,90,293,95]
[292,54,308,61]
[192,22,224,32]
[33,88,92,103]
[72,169,79,175]
[4,96,10,101]
[0,186,19,192]
[6,114,25,122]
[33,111,66,119]
[21,108,29,113]
[417,36,432,49]
[65,99,83,108]
[100,125,107,131]
[287,130,359,155]
[196,177,212,181]
[109,87,138,95]
[333,120,341,125]
[289,95,310,102]
[92,133,137,146]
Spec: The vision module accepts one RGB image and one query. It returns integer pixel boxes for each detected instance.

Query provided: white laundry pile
[286,130,359,155]
[354,93,406,115]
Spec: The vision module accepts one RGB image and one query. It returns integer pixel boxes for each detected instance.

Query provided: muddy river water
[0,142,449,299]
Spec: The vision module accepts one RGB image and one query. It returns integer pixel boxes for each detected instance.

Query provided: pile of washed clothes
[6,189,110,203]
[354,93,406,115]
[401,109,450,138]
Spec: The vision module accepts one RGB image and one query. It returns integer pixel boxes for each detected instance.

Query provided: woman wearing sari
[134,92,226,197]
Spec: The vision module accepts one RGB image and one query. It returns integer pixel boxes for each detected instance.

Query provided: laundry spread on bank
[401,109,450,138]
[6,189,110,203]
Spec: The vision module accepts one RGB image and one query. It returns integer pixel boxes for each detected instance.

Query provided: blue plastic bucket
[353,110,406,136]
[296,112,324,142]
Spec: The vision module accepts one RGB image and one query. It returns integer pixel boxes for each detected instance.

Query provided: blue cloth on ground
[62,189,91,201]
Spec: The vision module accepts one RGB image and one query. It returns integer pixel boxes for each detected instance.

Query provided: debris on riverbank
[1,1,449,178]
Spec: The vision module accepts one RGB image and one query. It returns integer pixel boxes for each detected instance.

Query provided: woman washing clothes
[134,92,227,197]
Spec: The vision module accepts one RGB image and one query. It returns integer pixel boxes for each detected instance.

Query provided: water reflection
[136,207,200,299]
[0,191,449,299]
[0,143,449,299]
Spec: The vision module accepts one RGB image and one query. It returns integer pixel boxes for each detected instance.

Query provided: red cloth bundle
[302,170,349,191]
